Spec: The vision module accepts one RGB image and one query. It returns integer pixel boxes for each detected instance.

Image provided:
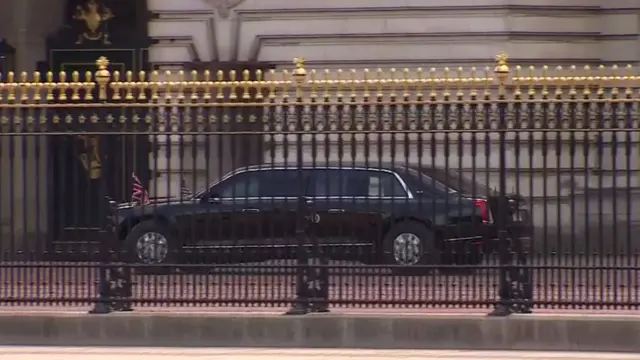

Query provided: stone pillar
[0,0,64,259]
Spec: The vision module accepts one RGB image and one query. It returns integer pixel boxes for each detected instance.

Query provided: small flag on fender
[131,172,150,205]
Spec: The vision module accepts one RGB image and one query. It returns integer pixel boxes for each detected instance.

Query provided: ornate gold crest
[77,135,102,179]
[73,0,114,44]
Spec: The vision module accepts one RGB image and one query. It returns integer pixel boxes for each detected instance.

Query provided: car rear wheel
[381,221,440,276]
[124,220,177,275]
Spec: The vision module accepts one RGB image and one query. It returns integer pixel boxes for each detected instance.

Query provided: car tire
[381,220,440,276]
[123,220,177,275]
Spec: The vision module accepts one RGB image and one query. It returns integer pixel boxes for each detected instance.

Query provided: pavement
[0,348,639,360]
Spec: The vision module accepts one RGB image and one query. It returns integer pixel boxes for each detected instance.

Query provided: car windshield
[401,167,457,194]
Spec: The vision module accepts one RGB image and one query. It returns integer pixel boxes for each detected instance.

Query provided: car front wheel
[124,220,176,274]
[381,221,440,276]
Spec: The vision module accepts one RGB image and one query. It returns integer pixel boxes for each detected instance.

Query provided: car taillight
[474,199,491,223]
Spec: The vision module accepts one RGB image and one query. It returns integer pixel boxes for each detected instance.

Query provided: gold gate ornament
[73,0,114,45]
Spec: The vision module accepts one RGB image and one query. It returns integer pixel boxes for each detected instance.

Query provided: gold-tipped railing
[0,52,639,106]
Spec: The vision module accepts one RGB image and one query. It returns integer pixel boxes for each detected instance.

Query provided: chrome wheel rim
[393,232,421,265]
[136,232,168,264]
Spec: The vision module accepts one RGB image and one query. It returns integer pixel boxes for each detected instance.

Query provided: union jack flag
[180,177,192,198]
[131,172,150,205]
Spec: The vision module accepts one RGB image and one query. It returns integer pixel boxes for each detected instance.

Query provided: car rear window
[402,166,493,197]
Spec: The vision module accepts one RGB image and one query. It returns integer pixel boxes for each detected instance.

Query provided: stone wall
[0,0,65,256]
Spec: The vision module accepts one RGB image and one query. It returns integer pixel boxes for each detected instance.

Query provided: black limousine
[110,163,532,274]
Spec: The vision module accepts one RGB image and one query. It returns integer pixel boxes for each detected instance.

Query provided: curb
[0,313,638,352]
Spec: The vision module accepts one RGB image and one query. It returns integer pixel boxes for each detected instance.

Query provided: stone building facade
[1,0,639,256]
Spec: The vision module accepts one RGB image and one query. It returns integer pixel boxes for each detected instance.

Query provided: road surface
[0,348,639,360]
[1,256,638,310]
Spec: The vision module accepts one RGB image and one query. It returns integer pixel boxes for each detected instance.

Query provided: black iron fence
[0,53,638,315]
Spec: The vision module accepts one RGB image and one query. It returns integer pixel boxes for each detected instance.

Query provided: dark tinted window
[217,170,301,197]
[308,169,407,197]
[258,170,300,197]
[402,166,491,196]
[218,171,260,198]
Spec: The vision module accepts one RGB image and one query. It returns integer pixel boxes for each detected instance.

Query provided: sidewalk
[0,348,638,360]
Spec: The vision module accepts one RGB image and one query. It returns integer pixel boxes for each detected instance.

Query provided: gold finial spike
[403,68,411,100]
[19,72,29,102]
[513,65,521,98]
[494,51,509,95]
[138,71,147,101]
[112,70,121,100]
[255,69,263,100]
[267,69,277,101]
[95,56,111,101]
[468,67,477,98]
[322,69,331,100]
[583,65,591,97]
[229,70,238,100]
[443,67,450,99]
[84,71,94,101]
[202,70,211,101]
[58,71,67,101]
[597,65,605,96]
[455,67,464,99]
[281,69,290,101]
[335,69,343,100]
[362,69,370,99]
[150,70,160,102]
[175,70,185,101]
[190,70,199,102]
[541,65,549,97]
[528,66,536,97]
[241,69,251,100]
[125,70,135,100]
[45,71,54,101]
[569,65,577,97]
[70,71,81,100]
[429,68,437,99]
[292,57,306,99]
[293,57,306,81]
[416,67,423,99]
[625,64,633,97]
[310,69,318,99]
[555,65,563,99]
[6,71,15,102]
[350,69,358,101]
[164,70,173,102]
[32,71,42,102]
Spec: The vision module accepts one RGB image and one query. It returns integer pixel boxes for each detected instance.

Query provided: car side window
[308,169,349,197]
[258,170,300,197]
[217,171,260,198]
[308,169,407,197]
[355,170,407,197]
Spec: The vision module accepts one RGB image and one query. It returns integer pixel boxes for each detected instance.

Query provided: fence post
[286,57,312,315]
[89,57,114,314]
[489,52,533,316]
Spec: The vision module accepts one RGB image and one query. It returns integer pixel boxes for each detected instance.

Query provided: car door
[254,169,302,256]
[346,169,408,250]
[307,168,388,258]
[203,170,263,251]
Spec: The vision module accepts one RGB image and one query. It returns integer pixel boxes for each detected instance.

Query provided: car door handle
[327,208,345,213]
[242,208,260,213]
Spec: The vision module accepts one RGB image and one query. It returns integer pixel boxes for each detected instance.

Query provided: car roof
[238,162,421,172]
